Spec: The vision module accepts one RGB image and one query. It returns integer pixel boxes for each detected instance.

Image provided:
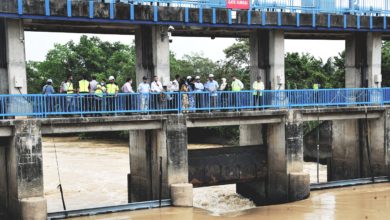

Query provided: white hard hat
[186,76,192,80]
[209,74,214,78]
[195,76,200,80]
[47,79,53,83]
[109,76,115,80]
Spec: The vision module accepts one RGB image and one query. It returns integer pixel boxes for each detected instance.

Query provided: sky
[24,32,345,63]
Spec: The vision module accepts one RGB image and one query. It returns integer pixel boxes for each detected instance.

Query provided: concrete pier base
[288,172,310,201]
[20,197,47,220]
[171,183,193,207]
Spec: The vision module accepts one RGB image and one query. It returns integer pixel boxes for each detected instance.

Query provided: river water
[42,137,388,220]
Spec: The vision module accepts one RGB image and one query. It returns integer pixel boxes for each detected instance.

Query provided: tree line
[27,36,390,93]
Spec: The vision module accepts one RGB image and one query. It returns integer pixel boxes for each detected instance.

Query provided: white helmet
[209,74,214,78]
[47,79,53,83]
[195,76,200,80]
[109,76,115,81]
[186,76,192,80]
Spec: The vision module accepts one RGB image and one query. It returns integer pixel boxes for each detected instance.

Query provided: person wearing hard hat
[231,75,244,110]
[204,74,219,109]
[194,76,204,110]
[42,79,55,113]
[106,76,119,112]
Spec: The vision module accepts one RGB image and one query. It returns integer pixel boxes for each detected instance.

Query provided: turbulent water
[70,183,390,220]
[43,137,333,217]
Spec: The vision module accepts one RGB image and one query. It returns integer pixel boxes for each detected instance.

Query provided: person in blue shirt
[204,74,219,109]
[42,79,55,112]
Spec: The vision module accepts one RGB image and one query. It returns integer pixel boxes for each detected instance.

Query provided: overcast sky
[25,32,345,63]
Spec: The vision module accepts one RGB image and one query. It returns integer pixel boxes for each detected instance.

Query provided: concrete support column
[331,32,383,181]
[361,113,387,177]
[329,120,361,181]
[0,19,8,94]
[240,30,285,146]
[5,120,46,219]
[267,122,288,203]
[129,115,188,202]
[135,25,170,86]
[366,33,382,88]
[5,19,27,94]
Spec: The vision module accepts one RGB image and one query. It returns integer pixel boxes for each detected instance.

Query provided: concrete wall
[0,139,8,210]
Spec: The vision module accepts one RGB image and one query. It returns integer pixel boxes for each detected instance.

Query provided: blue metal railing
[12,0,390,18]
[0,87,389,118]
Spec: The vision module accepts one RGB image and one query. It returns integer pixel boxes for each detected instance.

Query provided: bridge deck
[0,106,386,137]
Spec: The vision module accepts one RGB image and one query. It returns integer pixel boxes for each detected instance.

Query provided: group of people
[41,73,266,113]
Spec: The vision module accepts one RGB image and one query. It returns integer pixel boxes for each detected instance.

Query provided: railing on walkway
[10,0,390,17]
[0,87,389,118]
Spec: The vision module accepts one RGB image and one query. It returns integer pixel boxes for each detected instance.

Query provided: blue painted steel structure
[0,88,388,117]
[0,1,390,33]
[11,0,390,16]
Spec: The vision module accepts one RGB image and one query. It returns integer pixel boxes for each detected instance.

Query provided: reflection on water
[70,183,390,220]
[43,138,327,215]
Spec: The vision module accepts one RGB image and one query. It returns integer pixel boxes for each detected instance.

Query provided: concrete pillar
[129,115,188,202]
[0,141,7,210]
[135,25,170,86]
[361,113,387,177]
[5,120,46,219]
[267,121,288,203]
[329,120,361,181]
[366,33,382,88]
[240,30,285,146]
[330,32,383,181]
[5,20,27,94]
[0,19,8,94]
[171,183,193,207]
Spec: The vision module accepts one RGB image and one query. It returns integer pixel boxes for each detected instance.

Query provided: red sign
[226,0,250,10]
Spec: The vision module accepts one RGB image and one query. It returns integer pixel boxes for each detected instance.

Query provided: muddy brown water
[43,137,337,218]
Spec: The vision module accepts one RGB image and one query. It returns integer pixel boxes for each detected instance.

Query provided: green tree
[27,36,135,93]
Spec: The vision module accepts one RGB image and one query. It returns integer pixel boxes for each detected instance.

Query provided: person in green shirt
[231,75,244,109]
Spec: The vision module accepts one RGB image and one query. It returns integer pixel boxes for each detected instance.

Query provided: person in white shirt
[170,74,180,92]
[137,76,150,111]
[122,78,134,112]
[252,76,265,109]
[89,76,98,94]
[204,74,219,109]
[194,76,204,109]
[150,75,163,110]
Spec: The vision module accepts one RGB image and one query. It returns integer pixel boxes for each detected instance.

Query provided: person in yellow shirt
[253,76,265,109]
[78,75,90,113]
[106,76,119,112]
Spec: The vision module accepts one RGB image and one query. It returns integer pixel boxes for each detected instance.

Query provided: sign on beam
[226,0,250,10]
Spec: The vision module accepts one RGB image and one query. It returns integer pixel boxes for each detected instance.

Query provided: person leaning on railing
[93,83,105,114]
[204,74,219,110]
[60,74,76,113]
[106,76,119,112]
[231,75,244,110]
[253,76,265,109]
[42,79,55,112]
[219,78,230,110]
[151,75,164,111]
[121,78,135,112]
[137,76,150,111]
[78,74,90,113]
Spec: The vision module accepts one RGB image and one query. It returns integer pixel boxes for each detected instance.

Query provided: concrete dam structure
[0,0,390,219]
